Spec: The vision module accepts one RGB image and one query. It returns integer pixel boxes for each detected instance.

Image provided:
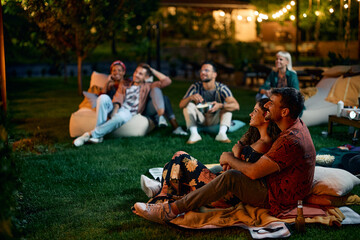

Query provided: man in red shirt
[134,87,316,223]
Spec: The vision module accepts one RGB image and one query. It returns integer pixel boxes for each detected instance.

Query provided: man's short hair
[201,60,217,72]
[138,63,153,77]
[271,87,304,119]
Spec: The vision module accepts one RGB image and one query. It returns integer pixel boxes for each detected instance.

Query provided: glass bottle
[295,200,305,233]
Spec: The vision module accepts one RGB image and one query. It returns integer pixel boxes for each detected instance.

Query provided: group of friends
[72,51,311,223]
[73,50,299,147]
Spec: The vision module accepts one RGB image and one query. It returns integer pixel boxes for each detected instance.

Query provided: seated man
[179,61,240,144]
[73,63,171,146]
[134,87,316,223]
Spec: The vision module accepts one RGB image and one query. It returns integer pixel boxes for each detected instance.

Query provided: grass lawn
[6,75,360,239]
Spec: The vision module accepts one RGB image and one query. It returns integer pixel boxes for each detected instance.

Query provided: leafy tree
[20,0,127,95]
[19,0,158,95]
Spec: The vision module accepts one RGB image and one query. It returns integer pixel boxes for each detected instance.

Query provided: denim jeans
[91,94,132,138]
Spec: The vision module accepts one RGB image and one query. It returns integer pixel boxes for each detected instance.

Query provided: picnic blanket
[146,167,360,238]
[168,201,360,239]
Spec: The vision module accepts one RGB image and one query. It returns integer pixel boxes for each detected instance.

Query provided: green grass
[6,76,360,239]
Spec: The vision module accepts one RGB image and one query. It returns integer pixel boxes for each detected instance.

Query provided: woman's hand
[232,142,243,159]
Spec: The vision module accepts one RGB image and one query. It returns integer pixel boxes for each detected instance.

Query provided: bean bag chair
[69,71,154,138]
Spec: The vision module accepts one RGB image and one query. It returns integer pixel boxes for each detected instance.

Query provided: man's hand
[219,152,234,168]
[222,163,231,171]
[191,93,204,104]
[208,101,223,113]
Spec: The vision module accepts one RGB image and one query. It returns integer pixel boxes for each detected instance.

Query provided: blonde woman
[256,51,299,101]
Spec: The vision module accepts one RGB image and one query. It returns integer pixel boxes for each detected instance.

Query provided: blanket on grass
[147,166,360,238]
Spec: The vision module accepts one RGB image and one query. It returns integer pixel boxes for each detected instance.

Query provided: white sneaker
[141,175,161,198]
[186,133,202,144]
[172,127,188,136]
[215,132,231,143]
[158,115,168,127]
[73,132,90,147]
[89,137,103,144]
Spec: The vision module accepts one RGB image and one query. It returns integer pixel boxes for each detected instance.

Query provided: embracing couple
[133,87,316,223]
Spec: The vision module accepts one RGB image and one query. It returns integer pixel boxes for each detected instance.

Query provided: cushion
[90,71,109,88]
[322,65,351,77]
[304,193,354,206]
[315,77,338,90]
[69,110,154,138]
[325,75,360,106]
[310,166,360,196]
[82,91,98,109]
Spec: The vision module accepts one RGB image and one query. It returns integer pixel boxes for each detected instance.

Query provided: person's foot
[172,126,188,136]
[215,133,231,143]
[73,132,90,147]
[133,202,177,224]
[186,133,202,144]
[89,137,103,144]
[158,115,168,127]
[141,175,161,198]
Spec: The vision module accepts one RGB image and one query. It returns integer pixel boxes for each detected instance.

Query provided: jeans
[91,94,132,138]
[143,87,175,123]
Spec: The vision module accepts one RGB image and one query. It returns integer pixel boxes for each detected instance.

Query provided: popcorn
[316,154,335,166]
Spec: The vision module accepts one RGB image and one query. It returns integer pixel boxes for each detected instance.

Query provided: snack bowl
[196,102,212,113]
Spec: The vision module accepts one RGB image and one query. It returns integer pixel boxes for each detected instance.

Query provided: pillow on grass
[310,166,360,196]
[322,65,351,77]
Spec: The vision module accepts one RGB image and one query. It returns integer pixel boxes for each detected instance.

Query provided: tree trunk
[77,55,83,96]
[63,61,68,84]
[111,31,117,55]
[0,3,7,114]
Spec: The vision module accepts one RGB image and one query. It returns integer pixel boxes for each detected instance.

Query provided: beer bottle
[295,200,306,233]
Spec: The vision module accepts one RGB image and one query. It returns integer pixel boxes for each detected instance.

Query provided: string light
[329,8,334,13]
[344,3,349,9]
[290,15,295,21]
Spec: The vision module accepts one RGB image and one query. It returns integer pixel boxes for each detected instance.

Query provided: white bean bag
[301,77,338,127]
[301,65,360,127]
[69,71,154,138]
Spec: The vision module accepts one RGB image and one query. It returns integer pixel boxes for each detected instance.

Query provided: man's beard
[201,78,212,83]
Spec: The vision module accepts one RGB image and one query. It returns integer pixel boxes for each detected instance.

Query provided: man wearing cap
[73,63,171,146]
[179,61,240,144]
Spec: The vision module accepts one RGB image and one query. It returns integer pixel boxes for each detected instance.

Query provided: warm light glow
[90,27,97,34]
[237,15,243,20]
[344,4,349,9]
[286,5,291,10]
[279,11,284,16]
[219,11,225,17]
[247,16,252,21]
[136,25,142,30]
[290,1,295,6]
[290,15,295,21]
[257,17,262,22]
[329,8,334,13]
[315,10,320,16]
[254,11,259,16]
[283,8,287,13]
[272,14,277,19]
[168,7,176,16]
[259,13,268,20]
[303,13,307,18]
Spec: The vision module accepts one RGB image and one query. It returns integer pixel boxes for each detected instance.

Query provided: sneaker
[186,133,202,144]
[158,115,168,127]
[133,202,177,224]
[73,132,90,147]
[141,175,161,198]
[89,137,103,144]
[172,127,188,136]
[215,132,231,143]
